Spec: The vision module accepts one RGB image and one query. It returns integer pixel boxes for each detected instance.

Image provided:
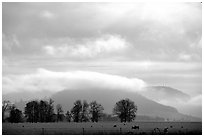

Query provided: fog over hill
[2,69,201,120]
[3,84,201,122]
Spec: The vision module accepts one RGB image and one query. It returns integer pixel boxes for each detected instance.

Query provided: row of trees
[24,100,104,123]
[2,98,137,123]
[24,99,55,123]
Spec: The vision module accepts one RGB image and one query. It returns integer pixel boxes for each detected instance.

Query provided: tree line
[2,98,137,123]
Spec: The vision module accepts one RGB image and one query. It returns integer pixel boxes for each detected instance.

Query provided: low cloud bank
[3,68,201,117]
[3,68,147,94]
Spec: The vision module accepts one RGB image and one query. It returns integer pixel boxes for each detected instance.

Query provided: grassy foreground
[2,121,202,135]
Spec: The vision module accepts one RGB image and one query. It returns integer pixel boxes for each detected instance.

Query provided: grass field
[2,122,202,135]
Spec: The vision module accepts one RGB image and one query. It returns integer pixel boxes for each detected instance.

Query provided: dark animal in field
[181,126,183,128]
[132,125,139,130]
[153,128,161,134]
[113,124,117,127]
[170,126,173,128]
[164,127,168,134]
[91,125,93,127]
[123,123,126,126]
[22,125,24,127]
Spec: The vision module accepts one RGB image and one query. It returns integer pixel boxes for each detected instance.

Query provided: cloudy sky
[2,3,202,116]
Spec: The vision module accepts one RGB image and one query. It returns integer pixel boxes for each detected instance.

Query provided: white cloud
[3,68,147,95]
[43,45,55,55]
[178,53,192,61]
[3,68,201,117]
[43,34,129,58]
[41,10,55,19]
[3,3,201,62]
[141,3,191,24]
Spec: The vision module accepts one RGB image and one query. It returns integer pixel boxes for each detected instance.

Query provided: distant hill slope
[51,88,200,121]
[140,86,190,104]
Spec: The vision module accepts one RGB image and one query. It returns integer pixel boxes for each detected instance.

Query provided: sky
[2,3,202,117]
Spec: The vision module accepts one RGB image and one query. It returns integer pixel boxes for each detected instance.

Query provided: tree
[24,100,39,123]
[56,104,63,122]
[71,100,82,122]
[65,110,72,122]
[39,100,48,122]
[46,98,55,122]
[2,100,11,122]
[80,100,89,122]
[9,105,23,123]
[89,101,104,122]
[24,99,55,123]
[113,98,137,122]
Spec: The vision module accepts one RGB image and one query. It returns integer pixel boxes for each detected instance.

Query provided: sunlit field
[2,122,201,135]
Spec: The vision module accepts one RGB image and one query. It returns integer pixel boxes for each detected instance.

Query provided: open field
[2,122,202,135]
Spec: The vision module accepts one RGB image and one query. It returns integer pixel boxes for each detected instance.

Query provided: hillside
[140,86,190,103]
[51,88,200,121]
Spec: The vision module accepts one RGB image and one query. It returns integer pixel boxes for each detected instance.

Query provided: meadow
[2,122,202,135]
